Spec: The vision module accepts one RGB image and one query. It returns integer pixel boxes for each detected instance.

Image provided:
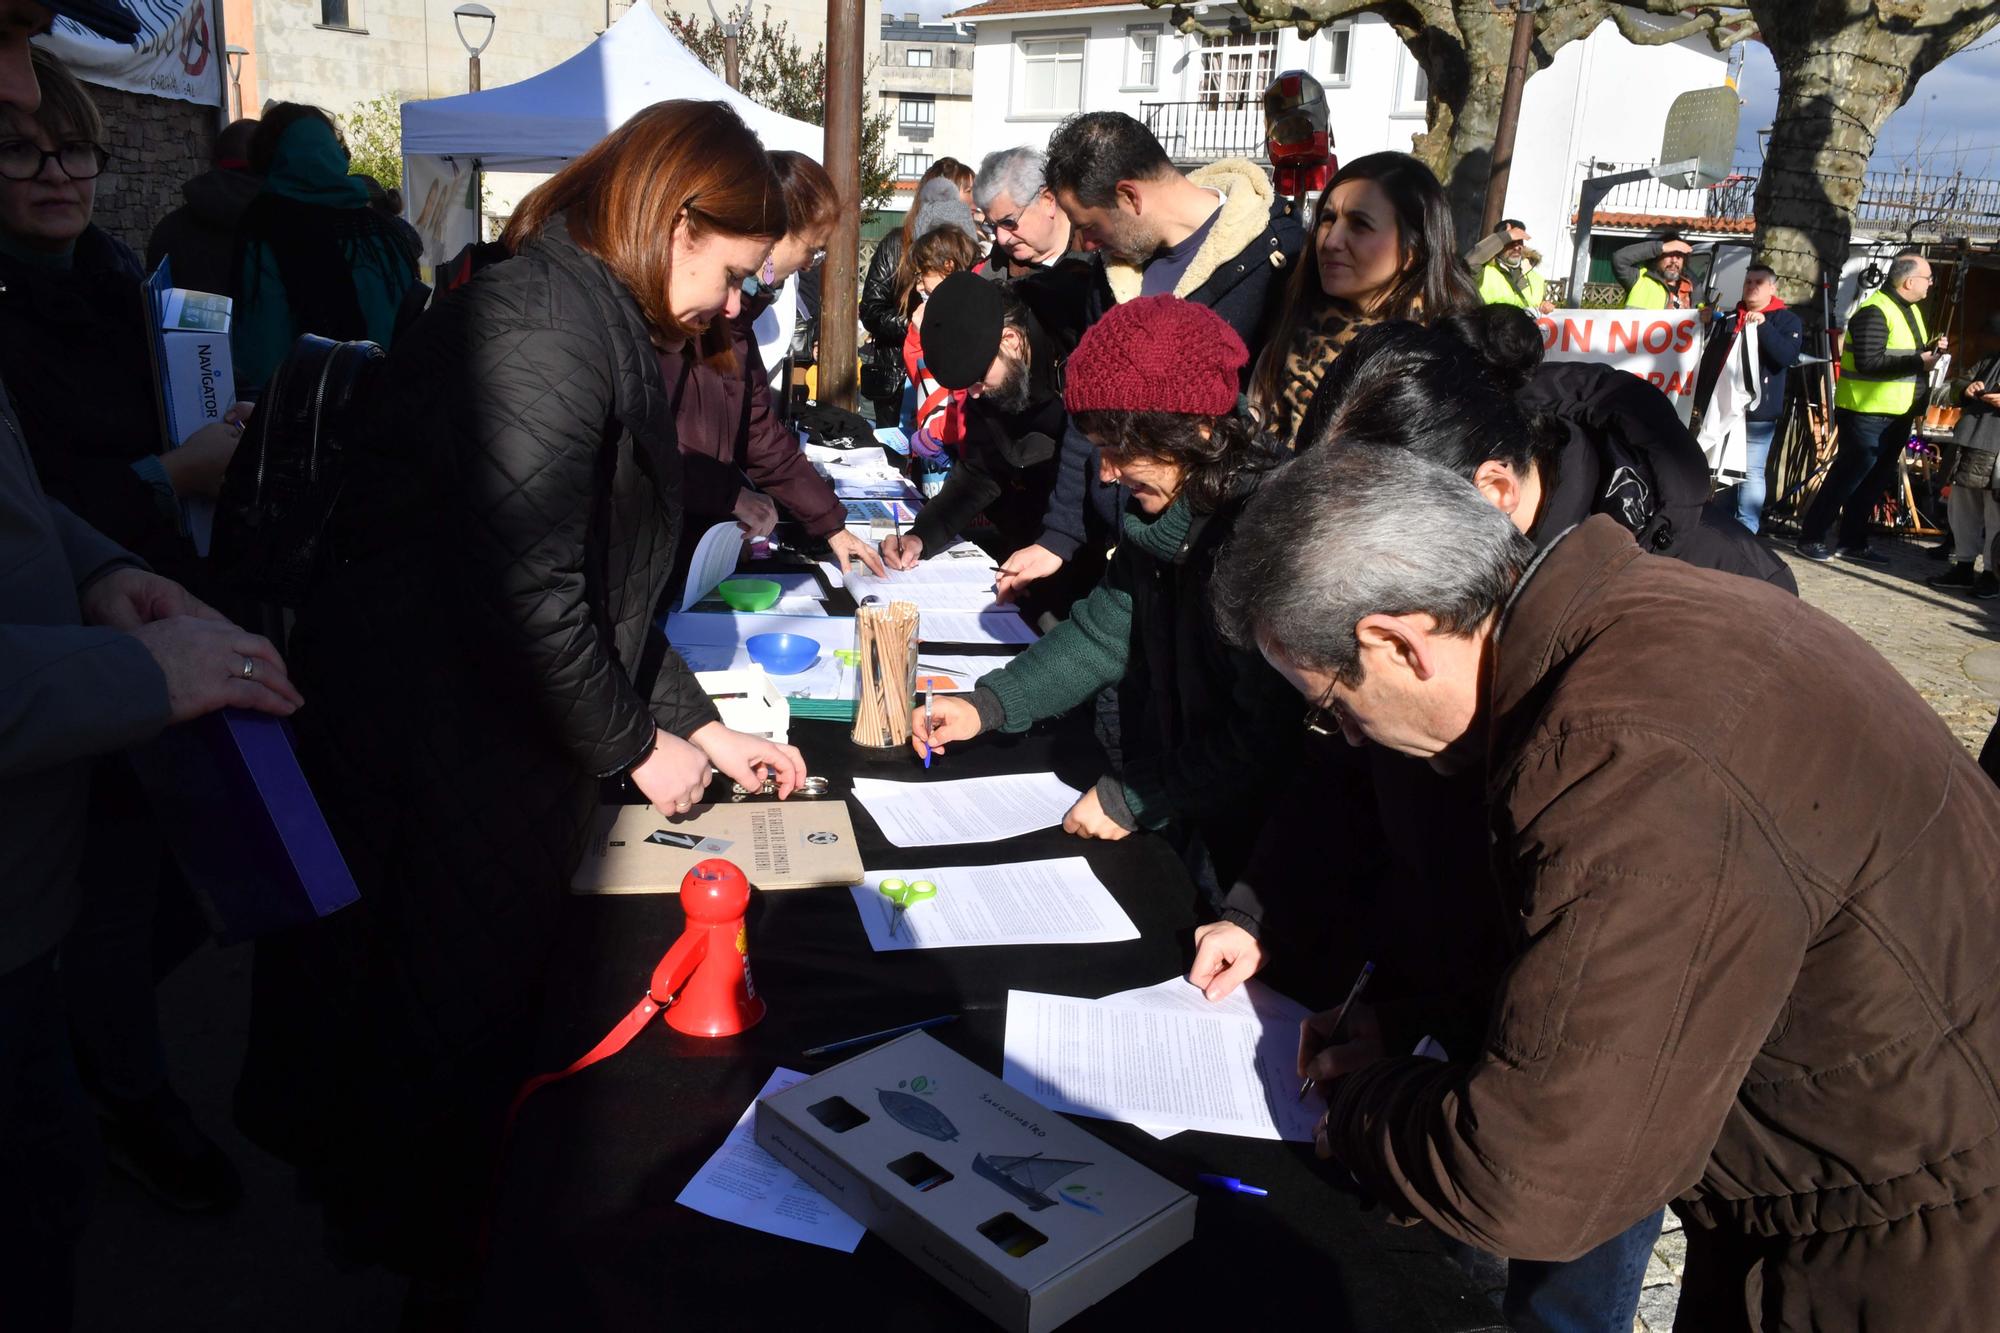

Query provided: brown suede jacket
[1326,517,2000,1314]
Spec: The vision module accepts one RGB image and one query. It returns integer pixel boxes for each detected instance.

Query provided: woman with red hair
[241,101,807,1290]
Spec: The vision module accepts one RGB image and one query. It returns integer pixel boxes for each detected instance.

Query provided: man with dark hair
[1799,253,1945,563]
[0,6,304,1326]
[144,116,259,297]
[996,110,1303,603]
[1694,262,1804,533]
[1614,231,1696,309]
[1215,445,2000,1333]
[1466,218,1553,312]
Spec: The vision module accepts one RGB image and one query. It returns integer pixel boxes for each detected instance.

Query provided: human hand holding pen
[910,694,983,758]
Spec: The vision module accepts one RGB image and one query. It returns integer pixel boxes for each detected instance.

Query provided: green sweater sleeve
[976,560,1135,732]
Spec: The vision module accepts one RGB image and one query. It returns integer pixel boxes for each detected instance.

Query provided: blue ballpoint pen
[922,683,934,769]
[1196,1174,1269,1197]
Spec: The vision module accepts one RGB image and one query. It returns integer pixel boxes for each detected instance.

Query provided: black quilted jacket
[240,218,718,1178]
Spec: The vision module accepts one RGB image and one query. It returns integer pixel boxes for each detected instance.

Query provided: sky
[903,0,2000,182]
[1733,35,2000,179]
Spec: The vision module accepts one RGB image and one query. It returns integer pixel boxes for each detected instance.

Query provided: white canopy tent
[399,3,824,373]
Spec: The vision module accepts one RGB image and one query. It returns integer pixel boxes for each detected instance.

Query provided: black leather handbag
[211,334,385,608]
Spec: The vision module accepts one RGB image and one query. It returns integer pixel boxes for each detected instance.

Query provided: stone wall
[87,82,217,259]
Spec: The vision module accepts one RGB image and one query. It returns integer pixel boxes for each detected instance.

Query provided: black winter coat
[906,312,1069,560]
[1695,300,1804,424]
[859,231,908,403]
[145,166,260,299]
[0,226,202,586]
[240,218,719,1191]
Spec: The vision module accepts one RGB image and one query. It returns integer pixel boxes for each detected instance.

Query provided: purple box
[130,709,359,942]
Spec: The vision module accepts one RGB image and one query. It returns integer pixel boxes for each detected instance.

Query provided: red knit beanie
[1063,295,1248,417]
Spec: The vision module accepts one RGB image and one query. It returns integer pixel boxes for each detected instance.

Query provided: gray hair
[1212,447,1536,684]
[1887,253,1927,289]
[973,147,1047,214]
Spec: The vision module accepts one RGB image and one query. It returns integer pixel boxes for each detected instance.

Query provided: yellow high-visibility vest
[1480,262,1545,309]
[1624,270,1670,309]
[1836,289,1929,415]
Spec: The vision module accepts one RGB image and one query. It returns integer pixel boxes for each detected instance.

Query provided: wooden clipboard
[570,800,863,894]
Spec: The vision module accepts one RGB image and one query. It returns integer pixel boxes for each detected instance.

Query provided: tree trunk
[1751,28,1910,303]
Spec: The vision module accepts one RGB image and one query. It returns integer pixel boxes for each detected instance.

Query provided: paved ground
[73,537,2000,1333]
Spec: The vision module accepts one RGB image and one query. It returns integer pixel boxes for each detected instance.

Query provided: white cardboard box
[755,1031,1195,1332]
[148,266,234,554]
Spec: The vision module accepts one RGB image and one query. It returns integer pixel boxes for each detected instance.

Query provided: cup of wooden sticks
[850,601,921,750]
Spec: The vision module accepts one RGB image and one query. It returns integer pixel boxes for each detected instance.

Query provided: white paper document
[848,857,1138,951]
[917,610,1037,645]
[676,1067,865,1252]
[850,772,1082,847]
[764,572,829,601]
[913,654,1010,694]
[1001,977,1322,1143]
[677,523,745,612]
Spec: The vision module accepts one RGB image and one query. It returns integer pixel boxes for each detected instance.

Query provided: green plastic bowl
[717,578,781,612]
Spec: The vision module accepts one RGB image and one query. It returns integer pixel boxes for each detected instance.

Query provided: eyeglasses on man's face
[0,140,107,182]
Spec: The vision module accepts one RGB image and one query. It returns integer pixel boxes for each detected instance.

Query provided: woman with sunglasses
[672,150,886,576]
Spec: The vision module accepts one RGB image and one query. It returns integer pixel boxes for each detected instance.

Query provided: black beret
[919,271,1005,392]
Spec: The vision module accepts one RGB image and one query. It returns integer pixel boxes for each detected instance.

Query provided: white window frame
[898,95,936,130]
[1390,47,1428,119]
[905,46,934,67]
[1195,28,1279,107]
[1011,29,1088,121]
[896,150,932,180]
[1320,20,1352,88]
[1122,23,1161,92]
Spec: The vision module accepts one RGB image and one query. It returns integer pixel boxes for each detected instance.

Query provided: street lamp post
[453,3,496,93]
[224,43,247,120]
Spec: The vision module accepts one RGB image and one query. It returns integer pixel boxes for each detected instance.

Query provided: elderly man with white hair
[971,146,1081,281]
[1212,445,2000,1333]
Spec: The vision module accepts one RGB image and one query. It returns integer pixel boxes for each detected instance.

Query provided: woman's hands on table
[1189,921,1265,1001]
[690,721,807,798]
[631,728,716,813]
[910,694,982,757]
[880,533,923,570]
[1062,786,1131,841]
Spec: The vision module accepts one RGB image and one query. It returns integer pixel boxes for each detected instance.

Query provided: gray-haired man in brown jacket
[1213,446,2000,1331]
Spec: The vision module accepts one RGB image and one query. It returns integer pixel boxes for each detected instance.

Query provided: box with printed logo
[754,1031,1194,1333]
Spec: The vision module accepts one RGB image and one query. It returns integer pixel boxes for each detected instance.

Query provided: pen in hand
[1299,959,1374,1102]
[922,682,935,769]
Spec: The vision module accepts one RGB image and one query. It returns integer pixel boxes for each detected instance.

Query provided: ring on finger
[239,657,256,680]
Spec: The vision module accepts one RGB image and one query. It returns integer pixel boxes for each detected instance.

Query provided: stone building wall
[86,82,217,259]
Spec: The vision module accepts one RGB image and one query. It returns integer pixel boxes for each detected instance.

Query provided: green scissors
[878,877,938,940]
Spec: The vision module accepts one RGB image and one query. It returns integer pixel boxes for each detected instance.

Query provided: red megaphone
[649,858,766,1037]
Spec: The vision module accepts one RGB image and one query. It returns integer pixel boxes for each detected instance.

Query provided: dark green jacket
[970,470,1298,881]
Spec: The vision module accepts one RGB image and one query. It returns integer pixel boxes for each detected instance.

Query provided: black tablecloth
[476,717,1506,1332]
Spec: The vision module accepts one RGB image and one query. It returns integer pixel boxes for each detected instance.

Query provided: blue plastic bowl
[745,632,821,675]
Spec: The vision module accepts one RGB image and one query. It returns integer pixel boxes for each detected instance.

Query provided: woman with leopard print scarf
[1249,153,1479,450]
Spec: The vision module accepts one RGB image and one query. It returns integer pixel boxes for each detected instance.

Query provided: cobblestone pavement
[1628,532,1999,1333]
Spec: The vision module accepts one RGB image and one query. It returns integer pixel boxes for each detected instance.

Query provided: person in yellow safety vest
[1467,218,1555,312]
[1797,252,1948,564]
[1613,234,1697,309]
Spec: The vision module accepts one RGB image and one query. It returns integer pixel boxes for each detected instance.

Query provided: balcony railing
[1140,97,1267,165]
[1581,161,2000,238]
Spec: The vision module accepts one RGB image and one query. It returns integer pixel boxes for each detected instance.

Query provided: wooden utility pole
[1480,0,1540,236]
[820,0,865,409]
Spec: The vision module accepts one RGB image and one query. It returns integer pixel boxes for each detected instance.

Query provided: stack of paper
[1001,977,1321,1143]
[847,857,1139,951]
[850,772,1082,847]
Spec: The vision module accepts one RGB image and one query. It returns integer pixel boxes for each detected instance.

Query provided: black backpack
[211,334,384,609]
